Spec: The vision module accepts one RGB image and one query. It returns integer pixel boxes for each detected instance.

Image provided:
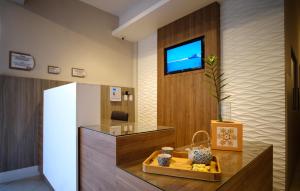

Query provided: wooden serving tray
[142,151,221,181]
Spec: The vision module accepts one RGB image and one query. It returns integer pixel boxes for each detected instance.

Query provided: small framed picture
[72,68,86,78]
[211,120,243,151]
[110,86,122,102]
[48,66,61,75]
[109,126,122,136]
[9,51,35,71]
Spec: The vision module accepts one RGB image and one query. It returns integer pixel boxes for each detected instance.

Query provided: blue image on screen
[166,40,202,74]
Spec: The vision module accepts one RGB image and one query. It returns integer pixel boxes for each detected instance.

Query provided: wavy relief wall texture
[137,0,285,189]
[137,33,157,125]
[221,0,285,190]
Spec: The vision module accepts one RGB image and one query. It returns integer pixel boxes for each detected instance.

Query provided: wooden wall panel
[101,85,135,122]
[0,75,67,172]
[157,3,220,146]
[116,128,175,165]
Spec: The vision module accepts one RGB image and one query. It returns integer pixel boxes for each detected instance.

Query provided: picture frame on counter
[211,120,243,151]
[72,68,86,78]
[9,51,35,71]
[48,66,61,75]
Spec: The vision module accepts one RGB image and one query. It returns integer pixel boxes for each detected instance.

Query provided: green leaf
[216,73,224,80]
[219,83,228,89]
[220,95,231,101]
[216,78,227,86]
[210,93,218,98]
[211,94,219,100]
[212,62,218,68]
[205,55,218,66]
[205,73,212,79]
[204,55,230,102]
[212,68,219,77]
[212,65,218,73]
[206,66,214,72]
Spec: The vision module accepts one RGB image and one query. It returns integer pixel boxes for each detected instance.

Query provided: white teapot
[185,130,212,165]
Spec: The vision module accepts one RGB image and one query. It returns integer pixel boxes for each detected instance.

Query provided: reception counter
[43,83,177,190]
[79,121,176,190]
[44,82,273,191]
[79,121,273,191]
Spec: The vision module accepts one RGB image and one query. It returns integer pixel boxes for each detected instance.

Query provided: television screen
[164,37,204,74]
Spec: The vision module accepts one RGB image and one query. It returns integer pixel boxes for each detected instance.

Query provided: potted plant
[204,55,230,122]
[205,55,243,151]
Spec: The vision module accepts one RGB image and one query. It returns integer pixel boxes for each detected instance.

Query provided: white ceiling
[112,0,218,41]
[79,0,221,42]
[79,0,159,17]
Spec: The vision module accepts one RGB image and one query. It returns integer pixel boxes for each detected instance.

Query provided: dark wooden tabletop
[117,141,273,191]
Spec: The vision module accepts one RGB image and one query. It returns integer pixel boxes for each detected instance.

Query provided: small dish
[157,154,171,166]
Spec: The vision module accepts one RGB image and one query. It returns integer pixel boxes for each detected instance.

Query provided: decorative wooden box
[211,120,243,151]
[143,151,221,181]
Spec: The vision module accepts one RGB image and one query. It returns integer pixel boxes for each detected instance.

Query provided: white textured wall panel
[136,0,286,189]
[137,32,157,125]
[221,0,285,190]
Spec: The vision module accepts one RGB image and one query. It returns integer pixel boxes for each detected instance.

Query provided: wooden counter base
[79,127,175,190]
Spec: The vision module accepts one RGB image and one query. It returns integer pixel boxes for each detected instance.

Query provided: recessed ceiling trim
[112,0,217,42]
[112,0,169,37]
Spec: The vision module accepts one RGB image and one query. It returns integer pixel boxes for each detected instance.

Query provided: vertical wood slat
[0,75,67,172]
[116,128,175,166]
[157,3,220,147]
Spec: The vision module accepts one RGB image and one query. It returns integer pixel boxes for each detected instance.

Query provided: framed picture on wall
[110,86,122,102]
[72,68,86,78]
[9,51,35,71]
[48,66,61,74]
[291,48,299,111]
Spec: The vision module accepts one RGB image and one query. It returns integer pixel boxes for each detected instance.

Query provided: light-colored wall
[0,0,134,87]
[137,32,157,125]
[221,0,285,190]
[136,0,285,190]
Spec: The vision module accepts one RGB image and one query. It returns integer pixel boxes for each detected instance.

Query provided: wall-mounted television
[164,36,205,75]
